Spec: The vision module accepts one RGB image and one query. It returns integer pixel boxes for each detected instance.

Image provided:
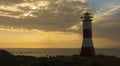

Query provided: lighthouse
[80,12,95,56]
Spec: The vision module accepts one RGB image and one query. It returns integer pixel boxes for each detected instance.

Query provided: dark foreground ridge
[0,50,120,66]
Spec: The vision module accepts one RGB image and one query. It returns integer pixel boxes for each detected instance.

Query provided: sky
[0,0,120,48]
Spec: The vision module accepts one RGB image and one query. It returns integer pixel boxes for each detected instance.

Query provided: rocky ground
[0,50,120,66]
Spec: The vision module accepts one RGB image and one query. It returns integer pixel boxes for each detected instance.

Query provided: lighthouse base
[80,47,95,57]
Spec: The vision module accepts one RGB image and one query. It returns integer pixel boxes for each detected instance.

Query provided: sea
[1,48,120,58]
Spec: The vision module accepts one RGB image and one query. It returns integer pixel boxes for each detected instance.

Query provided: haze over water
[2,48,120,58]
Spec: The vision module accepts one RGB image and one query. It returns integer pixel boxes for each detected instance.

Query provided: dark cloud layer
[0,0,91,31]
[0,0,23,5]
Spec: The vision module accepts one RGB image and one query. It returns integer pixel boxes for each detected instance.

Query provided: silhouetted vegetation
[0,50,120,66]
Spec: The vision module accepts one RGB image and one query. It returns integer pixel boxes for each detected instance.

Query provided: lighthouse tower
[80,12,95,56]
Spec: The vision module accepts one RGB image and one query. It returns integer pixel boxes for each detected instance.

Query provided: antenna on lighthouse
[80,12,95,57]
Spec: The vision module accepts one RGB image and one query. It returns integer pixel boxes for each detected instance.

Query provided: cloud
[0,0,91,32]
[93,6,120,41]
[79,0,87,3]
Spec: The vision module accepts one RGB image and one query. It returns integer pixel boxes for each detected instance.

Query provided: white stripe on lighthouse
[82,38,94,47]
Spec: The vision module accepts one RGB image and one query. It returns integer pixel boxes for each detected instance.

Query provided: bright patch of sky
[86,0,120,13]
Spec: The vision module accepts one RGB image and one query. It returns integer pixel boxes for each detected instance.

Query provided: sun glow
[31,1,49,10]
[22,1,49,17]
[0,27,82,48]
[38,1,49,7]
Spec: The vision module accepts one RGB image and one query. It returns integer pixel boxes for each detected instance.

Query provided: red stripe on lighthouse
[80,47,95,56]
[83,29,92,38]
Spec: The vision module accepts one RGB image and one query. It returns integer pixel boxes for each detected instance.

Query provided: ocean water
[1,48,120,58]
